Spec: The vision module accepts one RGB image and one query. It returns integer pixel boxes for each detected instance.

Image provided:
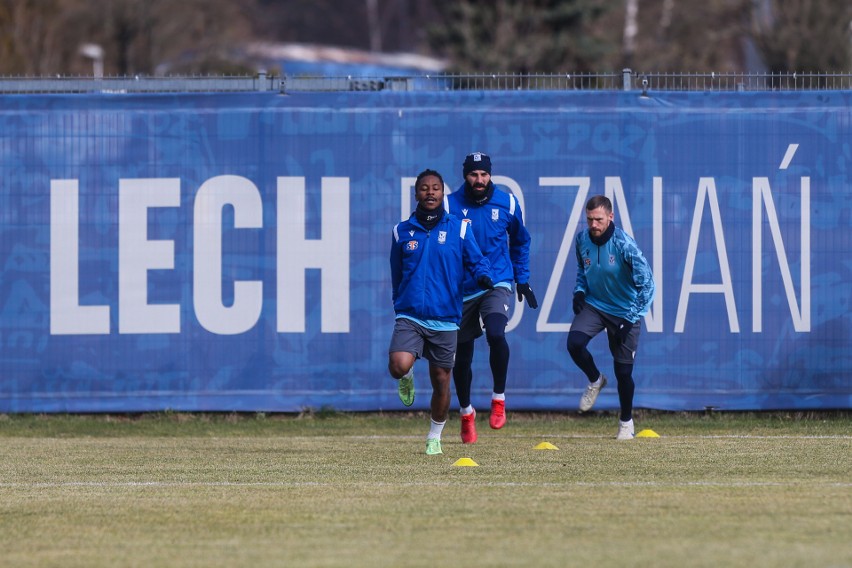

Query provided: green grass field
[1,411,850,567]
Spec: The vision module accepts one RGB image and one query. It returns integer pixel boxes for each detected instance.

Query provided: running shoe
[489,399,506,429]
[460,409,477,444]
[616,419,635,440]
[425,438,443,455]
[579,375,607,412]
[398,370,415,407]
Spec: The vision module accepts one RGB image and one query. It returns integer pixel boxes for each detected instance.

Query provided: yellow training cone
[636,429,660,438]
[453,458,479,467]
[534,442,560,450]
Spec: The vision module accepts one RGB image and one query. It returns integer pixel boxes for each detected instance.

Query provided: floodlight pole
[79,43,105,79]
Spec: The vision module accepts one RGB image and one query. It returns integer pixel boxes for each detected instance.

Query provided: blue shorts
[571,304,641,364]
[458,287,512,343]
[389,318,457,368]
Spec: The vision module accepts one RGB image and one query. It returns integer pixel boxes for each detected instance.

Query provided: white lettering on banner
[194,175,264,335]
[538,170,808,335]
[651,177,663,332]
[752,176,810,332]
[48,163,810,336]
[277,177,350,333]
[537,177,590,332]
[400,177,416,221]
[50,179,110,334]
[675,177,739,333]
[50,175,350,335]
[119,179,181,334]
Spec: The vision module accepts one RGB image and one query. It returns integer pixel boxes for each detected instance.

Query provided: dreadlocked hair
[415,168,444,189]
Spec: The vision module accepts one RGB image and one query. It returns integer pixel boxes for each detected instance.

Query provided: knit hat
[463,152,492,176]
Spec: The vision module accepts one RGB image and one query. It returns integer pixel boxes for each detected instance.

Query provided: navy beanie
[463,152,492,176]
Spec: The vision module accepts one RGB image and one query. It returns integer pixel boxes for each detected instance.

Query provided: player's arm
[461,220,493,288]
[573,233,588,296]
[507,195,532,284]
[623,239,655,322]
[389,225,403,302]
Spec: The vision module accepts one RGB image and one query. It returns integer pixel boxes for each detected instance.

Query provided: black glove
[613,318,633,344]
[477,275,494,290]
[516,282,538,309]
[572,292,586,315]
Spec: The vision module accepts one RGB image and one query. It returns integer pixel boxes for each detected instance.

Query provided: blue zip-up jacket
[391,212,492,324]
[445,183,531,297]
[574,225,655,323]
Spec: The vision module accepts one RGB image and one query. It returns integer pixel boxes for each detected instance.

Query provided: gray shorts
[458,287,513,343]
[388,317,457,368]
[571,303,641,364]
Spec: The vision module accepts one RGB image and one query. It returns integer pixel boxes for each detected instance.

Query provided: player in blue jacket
[569,195,655,440]
[444,152,537,444]
[389,168,493,456]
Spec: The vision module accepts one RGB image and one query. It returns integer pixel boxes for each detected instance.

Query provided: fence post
[622,68,633,91]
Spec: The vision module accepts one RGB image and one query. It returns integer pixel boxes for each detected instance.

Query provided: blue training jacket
[390,212,492,324]
[445,183,531,297]
[574,226,655,323]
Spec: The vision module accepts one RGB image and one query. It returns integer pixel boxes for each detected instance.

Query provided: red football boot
[460,409,477,444]
[490,399,506,429]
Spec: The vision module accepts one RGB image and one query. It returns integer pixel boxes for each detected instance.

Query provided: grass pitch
[0,411,849,567]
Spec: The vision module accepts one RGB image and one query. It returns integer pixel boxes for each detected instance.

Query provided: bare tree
[622,0,638,69]
[751,0,852,72]
[148,0,256,74]
[252,0,438,54]
[366,0,382,51]
[625,0,751,72]
[2,0,849,76]
[429,0,616,73]
[0,0,258,76]
[0,0,77,75]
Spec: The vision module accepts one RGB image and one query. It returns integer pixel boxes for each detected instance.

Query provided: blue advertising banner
[0,89,849,412]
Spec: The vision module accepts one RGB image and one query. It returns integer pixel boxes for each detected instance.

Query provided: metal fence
[629,71,852,92]
[0,73,278,94]
[2,71,852,94]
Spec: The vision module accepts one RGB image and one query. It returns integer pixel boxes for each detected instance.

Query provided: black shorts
[388,317,457,368]
[458,287,512,343]
[571,303,640,364]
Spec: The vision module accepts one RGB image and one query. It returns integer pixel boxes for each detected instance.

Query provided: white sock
[428,419,446,440]
[620,418,634,427]
[460,405,474,416]
[400,367,413,381]
[591,374,604,386]
[492,392,505,401]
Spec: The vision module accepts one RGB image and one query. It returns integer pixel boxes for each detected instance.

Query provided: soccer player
[445,152,537,444]
[568,195,655,440]
[388,168,494,456]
